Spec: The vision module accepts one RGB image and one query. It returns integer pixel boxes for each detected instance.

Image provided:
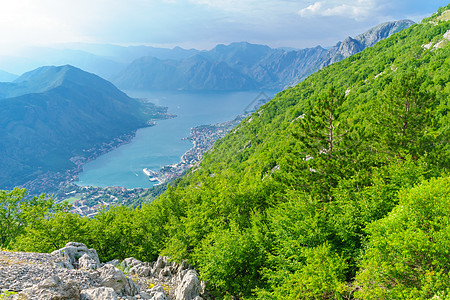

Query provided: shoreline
[21,112,176,196]
[142,92,272,185]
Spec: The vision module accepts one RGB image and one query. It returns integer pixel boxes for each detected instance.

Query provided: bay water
[76,90,273,188]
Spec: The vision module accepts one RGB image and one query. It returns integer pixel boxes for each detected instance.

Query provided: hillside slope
[0,65,168,192]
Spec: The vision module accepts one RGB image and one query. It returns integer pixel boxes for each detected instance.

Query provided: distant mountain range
[0,69,17,82]
[0,20,414,91]
[0,45,200,80]
[0,65,169,192]
[112,20,414,91]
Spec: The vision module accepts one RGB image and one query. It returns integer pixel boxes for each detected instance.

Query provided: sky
[0,0,448,55]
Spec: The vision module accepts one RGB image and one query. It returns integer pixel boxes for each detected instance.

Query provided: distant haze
[0,0,447,56]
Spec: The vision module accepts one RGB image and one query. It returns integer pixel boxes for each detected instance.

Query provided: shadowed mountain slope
[0,65,168,191]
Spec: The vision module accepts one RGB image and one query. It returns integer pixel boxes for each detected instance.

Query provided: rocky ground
[0,242,209,300]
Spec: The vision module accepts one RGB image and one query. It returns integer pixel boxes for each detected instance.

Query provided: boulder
[79,253,99,270]
[121,257,142,270]
[120,257,152,277]
[106,259,120,267]
[52,242,100,270]
[80,287,119,300]
[139,291,151,300]
[151,292,168,300]
[152,256,167,273]
[98,264,138,296]
[175,270,202,300]
[14,276,80,300]
[152,256,176,279]
[147,285,167,300]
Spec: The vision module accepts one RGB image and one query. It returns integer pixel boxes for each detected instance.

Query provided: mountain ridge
[112,19,415,90]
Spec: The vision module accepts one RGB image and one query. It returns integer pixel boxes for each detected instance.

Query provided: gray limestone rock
[147,285,167,300]
[120,257,152,277]
[98,264,138,296]
[151,292,168,300]
[51,242,100,270]
[1,246,209,300]
[152,256,177,279]
[79,253,99,270]
[175,270,202,300]
[80,287,119,300]
[14,276,80,300]
[106,259,120,267]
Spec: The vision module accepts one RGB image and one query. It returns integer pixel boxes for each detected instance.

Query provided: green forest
[1,5,449,299]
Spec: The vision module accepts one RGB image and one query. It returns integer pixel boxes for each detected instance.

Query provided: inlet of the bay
[76,90,275,189]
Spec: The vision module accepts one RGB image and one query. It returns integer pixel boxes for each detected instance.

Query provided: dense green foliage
[1,5,449,299]
[0,188,66,249]
[355,176,450,299]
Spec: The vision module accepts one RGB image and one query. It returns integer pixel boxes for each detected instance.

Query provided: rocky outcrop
[175,270,202,300]
[80,287,118,300]
[0,242,208,300]
[51,242,101,270]
[317,20,415,69]
[98,264,138,296]
[17,276,81,300]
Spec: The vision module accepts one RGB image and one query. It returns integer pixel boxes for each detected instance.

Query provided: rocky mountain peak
[317,19,414,69]
[338,36,364,57]
[355,19,415,47]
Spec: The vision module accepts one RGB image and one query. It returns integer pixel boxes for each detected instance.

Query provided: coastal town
[23,132,138,195]
[57,185,147,217]
[141,92,272,185]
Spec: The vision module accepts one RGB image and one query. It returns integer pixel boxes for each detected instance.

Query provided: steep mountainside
[112,55,256,90]
[149,8,449,297]
[0,65,168,192]
[112,20,414,90]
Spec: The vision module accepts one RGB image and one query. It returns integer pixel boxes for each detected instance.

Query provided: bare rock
[175,270,202,300]
[98,264,138,296]
[120,257,152,277]
[80,287,119,300]
[79,253,98,270]
[106,259,120,267]
[151,292,168,300]
[147,285,167,300]
[152,256,178,279]
[13,276,80,300]
[51,242,100,270]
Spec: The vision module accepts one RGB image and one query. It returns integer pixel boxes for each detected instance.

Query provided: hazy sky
[0,0,448,54]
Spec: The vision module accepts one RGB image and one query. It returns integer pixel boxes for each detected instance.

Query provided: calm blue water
[76,90,273,188]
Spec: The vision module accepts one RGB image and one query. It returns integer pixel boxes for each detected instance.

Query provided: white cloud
[298,0,379,20]
[298,2,324,16]
[0,0,445,57]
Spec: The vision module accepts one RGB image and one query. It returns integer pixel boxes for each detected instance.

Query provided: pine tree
[281,87,353,201]
[371,71,436,160]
